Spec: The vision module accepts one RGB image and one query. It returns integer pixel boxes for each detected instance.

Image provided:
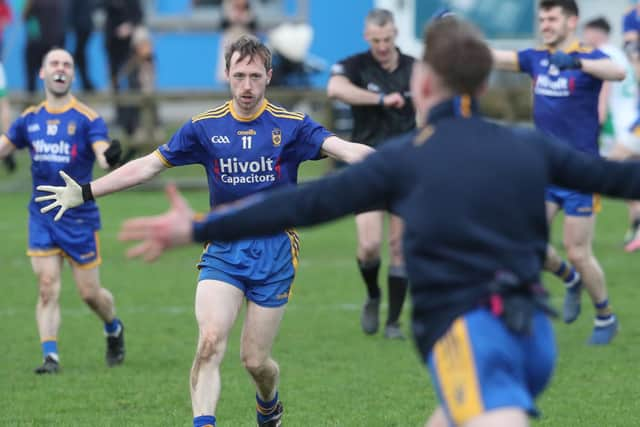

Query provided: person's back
[388,102,551,352]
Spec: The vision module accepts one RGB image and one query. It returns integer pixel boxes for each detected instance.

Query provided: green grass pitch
[2,158,640,426]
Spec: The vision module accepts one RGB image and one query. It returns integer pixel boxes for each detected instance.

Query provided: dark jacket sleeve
[542,136,640,198]
[193,148,402,242]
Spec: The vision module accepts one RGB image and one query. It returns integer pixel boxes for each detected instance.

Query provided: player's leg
[543,199,583,323]
[385,213,408,339]
[192,280,244,427]
[425,406,528,427]
[240,301,287,427]
[355,210,384,335]
[31,254,64,373]
[426,309,551,427]
[71,264,125,366]
[563,213,618,344]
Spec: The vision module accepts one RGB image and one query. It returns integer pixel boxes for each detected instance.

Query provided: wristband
[378,93,385,106]
[81,183,94,202]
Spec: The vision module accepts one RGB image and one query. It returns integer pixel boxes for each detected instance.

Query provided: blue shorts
[27,210,102,268]
[427,308,556,426]
[546,186,600,216]
[197,230,299,308]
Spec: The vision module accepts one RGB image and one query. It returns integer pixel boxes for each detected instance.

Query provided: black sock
[633,217,640,230]
[386,265,408,325]
[357,258,381,299]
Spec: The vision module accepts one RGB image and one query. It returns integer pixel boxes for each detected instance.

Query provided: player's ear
[266,68,273,85]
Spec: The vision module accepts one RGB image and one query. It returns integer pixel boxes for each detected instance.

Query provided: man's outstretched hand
[118,183,195,262]
[35,171,84,221]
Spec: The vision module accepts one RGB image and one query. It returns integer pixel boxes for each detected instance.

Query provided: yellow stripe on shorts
[433,317,484,425]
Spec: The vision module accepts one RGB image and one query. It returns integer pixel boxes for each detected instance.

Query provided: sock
[386,265,408,325]
[357,258,381,299]
[104,318,121,336]
[553,261,580,289]
[42,339,59,361]
[193,415,216,427]
[594,299,613,318]
[632,217,640,231]
[256,391,279,423]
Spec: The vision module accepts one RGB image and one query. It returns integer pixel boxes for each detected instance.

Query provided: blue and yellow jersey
[517,41,607,155]
[156,99,332,207]
[623,7,639,34]
[2,96,109,223]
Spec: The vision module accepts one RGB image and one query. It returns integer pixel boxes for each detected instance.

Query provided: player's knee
[240,351,270,374]
[37,274,59,304]
[196,328,225,361]
[358,239,381,261]
[565,244,590,266]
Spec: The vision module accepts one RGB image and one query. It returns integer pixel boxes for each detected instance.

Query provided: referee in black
[327,8,415,339]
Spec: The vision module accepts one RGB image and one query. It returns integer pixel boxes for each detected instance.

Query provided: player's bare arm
[327,74,405,108]
[35,152,166,221]
[580,58,626,81]
[320,135,375,164]
[0,135,15,159]
[491,49,519,71]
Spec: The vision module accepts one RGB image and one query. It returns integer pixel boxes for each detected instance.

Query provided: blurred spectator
[269,22,322,88]
[118,26,163,162]
[100,0,143,140]
[23,0,67,94]
[0,61,14,173]
[215,0,257,84]
[68,0,96,92]
[101,0,143,92]
[0,1,12,58]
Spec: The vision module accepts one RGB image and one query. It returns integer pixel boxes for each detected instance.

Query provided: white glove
[35,171,85,221]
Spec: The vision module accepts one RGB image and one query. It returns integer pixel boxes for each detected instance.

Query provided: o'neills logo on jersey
[32,139,76,163]
[534,75,575,97]
[213,156,281,185]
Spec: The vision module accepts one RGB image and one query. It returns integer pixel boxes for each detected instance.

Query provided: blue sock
[193,415,216,427]
[104,318,121,335]
[42,339,58,359]
[594,299,612,317]
[256,391,279,422]
[554,261,579,288]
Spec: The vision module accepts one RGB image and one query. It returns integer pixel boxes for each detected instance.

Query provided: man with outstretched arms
[36,35,373,427]
[0,48,125,374]
[492,0,626,344]
[117,18,640,427]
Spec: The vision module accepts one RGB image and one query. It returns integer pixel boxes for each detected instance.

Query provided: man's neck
[231,98,265,119]
[380,49,399,72]
[46,93,73,109]
[550,35,576,52]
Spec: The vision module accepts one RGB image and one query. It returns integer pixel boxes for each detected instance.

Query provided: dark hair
[224,34,272,71]
[365,8,394,26]
[423,17,493,95]
[539,0,579,17]
[584,17,611,34]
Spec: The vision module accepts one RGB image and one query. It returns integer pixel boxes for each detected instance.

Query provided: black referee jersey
[193,98,640,357]
[330,49,416,146]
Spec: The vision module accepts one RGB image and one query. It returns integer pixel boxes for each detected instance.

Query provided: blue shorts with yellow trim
[545,185,600,216]
[197,231,299,308]
[427,308,555,426]
[27,210,102,268]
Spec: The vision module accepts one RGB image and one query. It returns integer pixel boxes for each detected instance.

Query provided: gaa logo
[210,135,231,144]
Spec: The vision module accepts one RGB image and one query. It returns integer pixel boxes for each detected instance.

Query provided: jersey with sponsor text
[517,41,607,155]
[156,99,332,207]
[3,97,109,222]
